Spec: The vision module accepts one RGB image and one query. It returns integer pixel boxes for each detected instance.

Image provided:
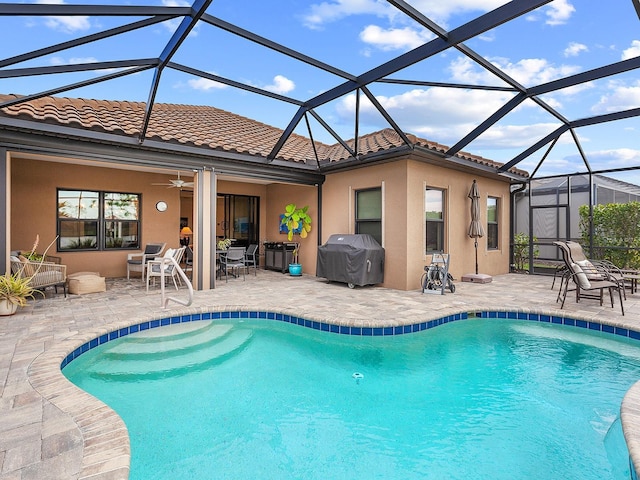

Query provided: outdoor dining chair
[219,246,246,282]
[127,242,166,281]
[244,244,259,275]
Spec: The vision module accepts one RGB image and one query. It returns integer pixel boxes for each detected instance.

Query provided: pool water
[63,318,640,480]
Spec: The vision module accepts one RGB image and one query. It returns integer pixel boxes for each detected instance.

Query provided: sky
[1,0,640,183]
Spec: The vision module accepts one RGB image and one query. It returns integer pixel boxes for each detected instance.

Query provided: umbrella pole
[474,238,479,275]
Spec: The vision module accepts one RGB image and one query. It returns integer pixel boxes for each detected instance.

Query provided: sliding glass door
[217,194,259,247]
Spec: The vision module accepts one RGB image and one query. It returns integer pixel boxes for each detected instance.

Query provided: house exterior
[1,94,527,291]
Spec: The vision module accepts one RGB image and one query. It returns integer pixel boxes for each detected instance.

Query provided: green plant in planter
[1,234,54,314]
[0,273,40,308]
[20,252,44,262]
[217,238,233,250]
[280,203,312,265]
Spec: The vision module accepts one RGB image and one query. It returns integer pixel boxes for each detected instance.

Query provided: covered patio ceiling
[1,0,640,182]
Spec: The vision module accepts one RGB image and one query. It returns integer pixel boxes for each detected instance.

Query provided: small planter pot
[288,264,303,276]
[0,299,18,316]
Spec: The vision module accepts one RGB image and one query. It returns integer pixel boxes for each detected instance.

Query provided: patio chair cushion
[68,272,106,295]
[576,259,604,280]
[33,270,65,286]
[571,263,591,289]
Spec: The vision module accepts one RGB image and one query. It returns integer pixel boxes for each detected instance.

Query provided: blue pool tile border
[60,310,640,369]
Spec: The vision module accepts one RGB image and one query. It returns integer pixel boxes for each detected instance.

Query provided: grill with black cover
[316,234,385,288]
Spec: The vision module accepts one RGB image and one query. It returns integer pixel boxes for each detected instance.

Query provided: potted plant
[0,273,39,315]
[1,234,54,315]
[217,238,233,251]
[280,203,312,276]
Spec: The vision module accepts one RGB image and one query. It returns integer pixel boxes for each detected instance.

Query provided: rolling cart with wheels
[421,253,455,294]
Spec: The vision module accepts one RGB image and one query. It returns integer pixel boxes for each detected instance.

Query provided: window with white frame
[487,196,498,250]
[425,187,445,253]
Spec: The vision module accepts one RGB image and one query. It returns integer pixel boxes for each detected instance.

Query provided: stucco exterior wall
[10,157,182,278]
[265,183,318,275]
[322,161,408,289]
[322,156,512,290]
[406,159,512,288]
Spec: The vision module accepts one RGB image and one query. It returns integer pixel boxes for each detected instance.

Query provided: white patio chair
[146,247,186,291]
[127,242,166,281]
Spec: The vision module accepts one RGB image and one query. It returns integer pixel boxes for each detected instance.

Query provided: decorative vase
[288,264,302,276]
[0,299,18,316]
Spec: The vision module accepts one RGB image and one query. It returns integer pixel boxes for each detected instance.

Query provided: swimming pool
[63,313,640,480]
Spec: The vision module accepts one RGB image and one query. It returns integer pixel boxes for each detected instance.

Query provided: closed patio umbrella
[468,179,485,275]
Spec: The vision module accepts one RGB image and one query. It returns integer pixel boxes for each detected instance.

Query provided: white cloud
[333,83,584,155]
[301,0,395,29]
[37,0,91,33]
[554,82,594,96]
[401,0,507,27]
[263,75,295,94]
[591,80,640,114]
[538,95,563,109]
[448,55,581,87]
[545,0,575,26]
[622,40,640,60]
[187,76,228,91]
[50,56,98,65]
[43,16,91,33]
[359,25,433,51]
[448,56,504,86]
[301,0,506,30]
[161,0,197,34]
[48,56,137,76]
[336,87,518,143]
[500,58,580,85]
[478,32,496,42]
[349,0,574,29]
[563,42,588,57]
[465,123,563,149]
[538,81,595,109]
[564,148,640,171]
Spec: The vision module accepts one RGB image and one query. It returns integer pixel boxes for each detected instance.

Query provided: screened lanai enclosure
[1,0,640,273]
[513,172,640,274]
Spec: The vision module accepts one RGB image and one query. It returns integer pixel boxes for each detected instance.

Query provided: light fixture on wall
[180,226,193,246]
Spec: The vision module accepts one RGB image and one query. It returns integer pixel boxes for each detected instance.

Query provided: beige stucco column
[192,168,217,290]
[1,149,8,275]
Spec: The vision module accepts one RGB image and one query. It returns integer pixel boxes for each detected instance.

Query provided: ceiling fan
[152,172,194,189]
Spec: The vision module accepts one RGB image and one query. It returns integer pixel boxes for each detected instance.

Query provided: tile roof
[0,94,527,177]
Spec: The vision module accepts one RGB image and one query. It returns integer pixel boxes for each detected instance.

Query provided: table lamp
[180,226,193,246]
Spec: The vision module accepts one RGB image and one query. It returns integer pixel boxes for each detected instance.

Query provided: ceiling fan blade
[151,172,193,188]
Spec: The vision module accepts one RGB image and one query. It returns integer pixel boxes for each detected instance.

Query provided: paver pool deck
[2,270,640,479]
